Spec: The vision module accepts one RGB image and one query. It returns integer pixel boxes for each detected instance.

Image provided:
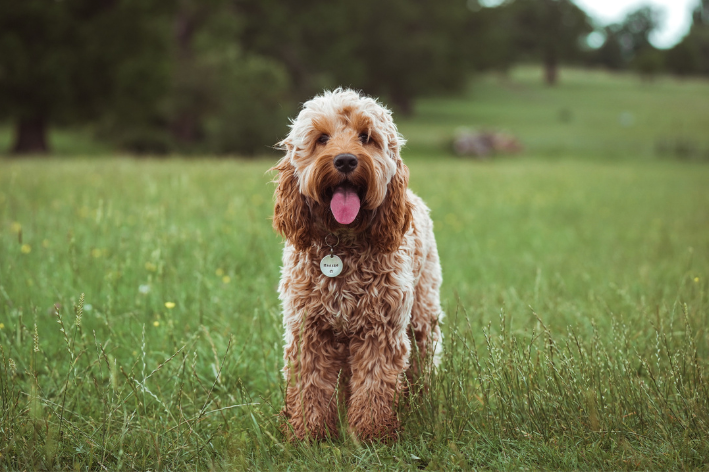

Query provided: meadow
[1,68,708,470]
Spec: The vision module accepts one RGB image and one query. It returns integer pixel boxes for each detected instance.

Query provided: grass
[0,126,114,157]
[401,67,709,160]
[1,68,709,469]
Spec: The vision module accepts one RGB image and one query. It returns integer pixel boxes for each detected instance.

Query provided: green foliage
[508,0,592,61]
[666,0,709,77]
[631,49,666,79]
[463,3,519,72]
[233,0,471,113]
[0,0,173,152]
[593,26,628,70]
[0,0,292,155]
[345,0,471,112]
[5,0,680,155]
[203,52,292,155]
[617,6,662,57]
[498,0,592,85]
[92,0,292,155]
[589,5,663,72]
[666,38,704,76]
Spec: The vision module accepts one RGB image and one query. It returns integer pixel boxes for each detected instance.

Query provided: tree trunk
[12,116,49,154]
[171,7,201,145]
[543,51,558,86]
[172,113,198,143]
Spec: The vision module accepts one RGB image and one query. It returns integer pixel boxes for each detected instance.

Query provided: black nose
[333,153,358,174]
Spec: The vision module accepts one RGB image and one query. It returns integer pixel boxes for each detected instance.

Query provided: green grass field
[402,67,709,161]
[1,69,709,470]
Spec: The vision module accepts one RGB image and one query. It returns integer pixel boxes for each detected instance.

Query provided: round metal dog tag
[320,254,343,277]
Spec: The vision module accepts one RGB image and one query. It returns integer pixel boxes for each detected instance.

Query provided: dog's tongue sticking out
[330,186,360,225]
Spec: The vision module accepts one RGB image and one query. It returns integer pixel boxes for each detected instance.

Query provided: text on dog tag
[320,254,343,277]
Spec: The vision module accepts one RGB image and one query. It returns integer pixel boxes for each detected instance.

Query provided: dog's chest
[314,247,414,334]
[317,261,373,333]
[281,239,417,334]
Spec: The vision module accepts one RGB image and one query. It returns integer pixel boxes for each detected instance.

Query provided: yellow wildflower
[215,268,224,276]
[153,321,160,327]
[0,323,4,329]
[91,248,102,258]
[21,244,31,254]
[165,302,175,309]
[222,275,231,284]
[695,277,700,283]
[10,222,21,233]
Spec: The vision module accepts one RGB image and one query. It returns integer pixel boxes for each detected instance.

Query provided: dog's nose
[333,153,358,174]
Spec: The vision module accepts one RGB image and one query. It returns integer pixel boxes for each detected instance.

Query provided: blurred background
[0,0,708,158]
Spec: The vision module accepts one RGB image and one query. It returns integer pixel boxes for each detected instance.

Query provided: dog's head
[272,88,412,253]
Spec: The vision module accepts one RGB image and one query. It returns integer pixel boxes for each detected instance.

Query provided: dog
[271,88,443,441]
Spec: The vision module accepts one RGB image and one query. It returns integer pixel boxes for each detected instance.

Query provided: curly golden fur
[272,89,443,441]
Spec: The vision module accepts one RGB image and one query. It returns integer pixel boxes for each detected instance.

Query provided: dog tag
[320,254,343,277]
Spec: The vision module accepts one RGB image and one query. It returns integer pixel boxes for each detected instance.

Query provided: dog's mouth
[326,182,362,225]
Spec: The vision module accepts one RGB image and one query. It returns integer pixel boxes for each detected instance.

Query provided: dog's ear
[369,160,413,253]
[272,156,313,251]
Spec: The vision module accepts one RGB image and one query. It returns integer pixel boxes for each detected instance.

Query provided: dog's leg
[408,243,444,383]
[347,286,413,441]
[282,316,345,441]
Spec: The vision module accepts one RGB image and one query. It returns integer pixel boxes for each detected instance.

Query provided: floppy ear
[272,157,313,251]
[369,160,413,253]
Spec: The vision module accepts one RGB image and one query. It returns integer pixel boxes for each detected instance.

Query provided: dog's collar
[324,232,339,249]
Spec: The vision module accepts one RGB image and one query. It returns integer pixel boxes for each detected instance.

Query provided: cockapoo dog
[272,88,443,441]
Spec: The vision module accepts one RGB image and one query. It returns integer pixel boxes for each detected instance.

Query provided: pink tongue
[330,187,360,225]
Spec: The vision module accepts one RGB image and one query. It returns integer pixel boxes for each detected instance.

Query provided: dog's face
[273,89,412,253]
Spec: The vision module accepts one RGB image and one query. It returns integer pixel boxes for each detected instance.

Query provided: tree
[590,5,663,71]
[633,48,665,79]
[233,0,470,114]
[693,0,709,25]
[666,0,709,76]
[462,2,519,73]
[0,0,172,154]
[156,0,292,154]
[593,25,626,70]
[507,0,593,85]
[618,6,662,58]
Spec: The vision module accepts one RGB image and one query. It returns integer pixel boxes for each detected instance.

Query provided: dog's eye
[359,133,370,144]
[317,134,330,145]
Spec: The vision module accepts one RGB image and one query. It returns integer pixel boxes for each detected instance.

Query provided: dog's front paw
[280,406,339,442]
[347,401,400,442]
